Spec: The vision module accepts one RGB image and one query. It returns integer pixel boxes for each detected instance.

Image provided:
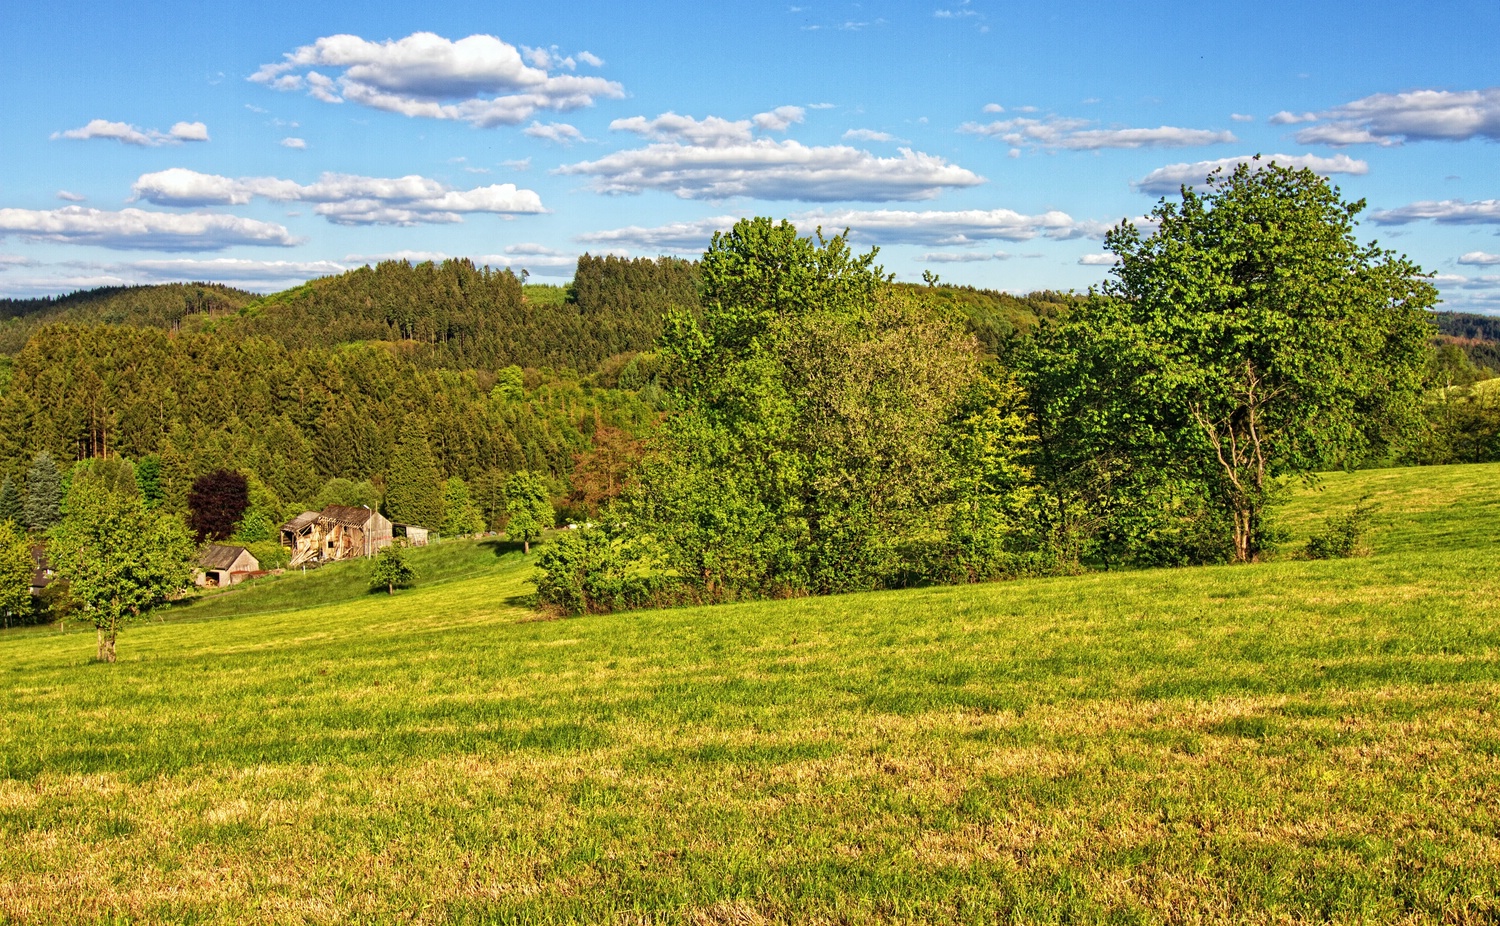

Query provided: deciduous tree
[188,469,249,542]
[370,539,416,595]
[0,520,32,629]
[504,471,552,554]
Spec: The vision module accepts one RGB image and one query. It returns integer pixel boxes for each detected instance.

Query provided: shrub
[533,527,668,616]
[1305,496,1378,560]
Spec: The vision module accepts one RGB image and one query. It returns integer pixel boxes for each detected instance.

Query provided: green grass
[3,464,1500,923]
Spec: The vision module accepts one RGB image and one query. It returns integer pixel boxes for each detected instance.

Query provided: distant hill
[0,283,258,354]
[1432,311,1500,372]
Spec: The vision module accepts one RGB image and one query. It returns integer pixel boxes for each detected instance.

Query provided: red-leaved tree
[188,470,249,542]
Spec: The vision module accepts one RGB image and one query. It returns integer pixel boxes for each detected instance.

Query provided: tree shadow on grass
[479,538,527,558]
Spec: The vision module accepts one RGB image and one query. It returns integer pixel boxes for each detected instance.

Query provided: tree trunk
[96,628,116,663]
[523,539,530,554]
[387,582,394,595]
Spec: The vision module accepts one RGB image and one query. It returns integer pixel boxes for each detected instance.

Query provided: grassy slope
[2,464,1499,924]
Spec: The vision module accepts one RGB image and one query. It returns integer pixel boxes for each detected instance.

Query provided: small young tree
[0,520,33,629]
[504,471,553,554]
[24,451,63,533]
[0,476,22,526]
[188,469,250,542]
[370,539,416,595]
[50,480,195,662]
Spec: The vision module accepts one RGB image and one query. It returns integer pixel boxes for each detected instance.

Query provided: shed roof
[320,505,379,527]
[200,544,254,571]
[281,511,320,532]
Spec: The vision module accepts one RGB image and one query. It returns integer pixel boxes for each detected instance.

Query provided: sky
[1,0,1497,311]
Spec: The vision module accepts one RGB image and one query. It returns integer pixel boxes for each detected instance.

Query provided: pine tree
[0,476,22,526]
[24,452,63,533]
[384,423,445,529]
[135,456,164,509]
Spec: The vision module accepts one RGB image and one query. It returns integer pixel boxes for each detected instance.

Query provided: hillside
[3,461,1499,922]
[0,283,258,355]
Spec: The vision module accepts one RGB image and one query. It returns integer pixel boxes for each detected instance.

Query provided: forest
[1,163,1498,625]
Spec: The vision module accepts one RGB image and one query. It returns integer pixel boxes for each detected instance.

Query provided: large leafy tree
[0,520,32,628]
[504,471,552,554]
[188,469,249,542]
[1090,159,1436,562]
[50,479,195,662]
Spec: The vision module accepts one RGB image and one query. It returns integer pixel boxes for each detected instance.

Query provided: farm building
[29,544,52,596]
[196,544,260,587]
[280,505,393,566]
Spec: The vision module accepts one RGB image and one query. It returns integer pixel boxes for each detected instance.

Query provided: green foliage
[0,282,257,355]
[241,540,289,572]
[503,470,553,552]
[71,456,138,498]
[1304,496,1378,559]
[23,451,62,533]
[1025,159,1436,566]
[369,539,417,594]
[0,519,32,627]
[383,422,445,529]
[231,476,282,544]
[48,479,195,661]
[441,477,486,536]
[0,475,21,526]
[489,364,524,402]
[135,455,164,509]
[313,477,382,512]
[533,525,664,615]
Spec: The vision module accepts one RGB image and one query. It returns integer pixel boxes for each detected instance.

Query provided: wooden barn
[196,544,260,587]
[281,505,393,566]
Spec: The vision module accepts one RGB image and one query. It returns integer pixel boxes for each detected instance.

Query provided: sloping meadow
[2,463,1499,923]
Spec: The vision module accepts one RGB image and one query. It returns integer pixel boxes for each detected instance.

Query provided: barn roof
[200,544,254,571]
[281,511,320,532]
[319,505,379,527]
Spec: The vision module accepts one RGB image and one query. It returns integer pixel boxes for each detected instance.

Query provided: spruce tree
[384,423,445,529]
[442,477,485,536]
[24,452,63,534]
[135,456,164,509]
[0,476,22,526]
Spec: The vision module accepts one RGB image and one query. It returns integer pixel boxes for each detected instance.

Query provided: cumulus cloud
[610,112,754,146]
[1078,253,1120,265]
[281,137,308,149]
[1133,153,1369,195]
[56,191,86,202]
[131,167,546,226]
[579,207,1104,253]
[752,105,805,132]
[920,251,1010,263]
[1230,113,1255,123]
[557,141,984,202]
[1287,88,1500,146]
[52,119,210,147]
[843,128,895,142]
[250,31,625,128]
[1368,199,1500,225]
[1269,111,1318,125]
[523,121,587,145]
[960,114,1235,149]
[0,206,298,251]
[1459,251,1500,266]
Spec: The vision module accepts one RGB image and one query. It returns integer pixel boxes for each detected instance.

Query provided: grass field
[2,463,1499,923]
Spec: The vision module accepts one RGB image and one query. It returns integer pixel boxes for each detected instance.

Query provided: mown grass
[2,464,1499,923]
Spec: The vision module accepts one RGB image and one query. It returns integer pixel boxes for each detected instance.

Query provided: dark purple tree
[188,470,249,542]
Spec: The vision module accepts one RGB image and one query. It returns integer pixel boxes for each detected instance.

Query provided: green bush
[1305,496,1378,560]
[532,527,670,616]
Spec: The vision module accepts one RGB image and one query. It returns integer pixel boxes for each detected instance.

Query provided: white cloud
[0,255,38,269]
[281,137,308,149]
[523,121,586,145]
[502,158,532,171]
[843,128,895,142]
[576,51,604,67]
[1078,253,1120,265]
[610,112,753,146]
[1369,199,1500,225]
[0,206,299,251]
[124,257,349,282]
[919,251,1010,263]
[1133,153,1369,195]
[578,207,1104,252]
[1269,111,1318,125]
[51,118,211,147]
[557,141,984,202]
[131,168,546,226]
[1230,113,1255,122]
[1288,88,1500,146]
[752,105,805,132]
[250,31,625,128]
[1459,251,1500,266]
[982,103,1004,114]
[960,115,1235,149]
[56,191,86,202]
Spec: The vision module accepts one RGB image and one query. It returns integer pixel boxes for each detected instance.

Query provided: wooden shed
[281,505,393,566]
[197,544,260,587]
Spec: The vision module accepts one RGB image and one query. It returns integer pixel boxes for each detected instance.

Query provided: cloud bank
[52,119,209,147]
[1134,153,1369,195]
[0,206,298,251]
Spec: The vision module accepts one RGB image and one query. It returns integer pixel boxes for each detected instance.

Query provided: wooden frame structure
[280,505,394,567]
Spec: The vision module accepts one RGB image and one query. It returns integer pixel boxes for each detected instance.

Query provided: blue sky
[2,0,1497,311]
